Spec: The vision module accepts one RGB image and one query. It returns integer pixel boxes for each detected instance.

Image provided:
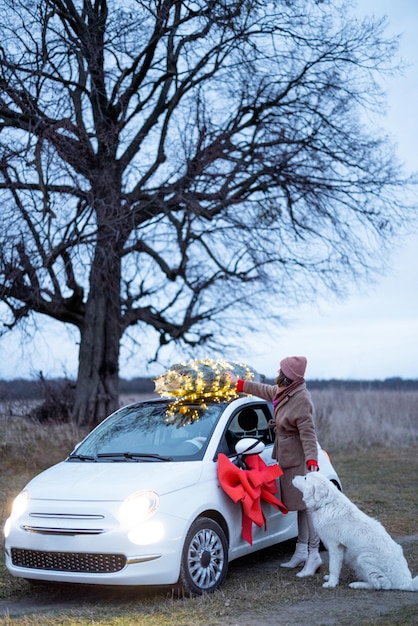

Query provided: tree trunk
[71,238,122,427]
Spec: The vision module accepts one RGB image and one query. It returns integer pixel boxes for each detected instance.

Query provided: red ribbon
[217,453,288,545]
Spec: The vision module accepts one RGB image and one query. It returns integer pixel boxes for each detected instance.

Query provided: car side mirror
[234,438,265,456]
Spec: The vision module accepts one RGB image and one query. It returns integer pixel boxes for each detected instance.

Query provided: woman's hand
[307,460,319,472]
[226,371,237,385]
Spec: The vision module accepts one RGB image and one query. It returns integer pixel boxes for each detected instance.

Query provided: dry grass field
[1,389,417,625]
[311,388,418,450]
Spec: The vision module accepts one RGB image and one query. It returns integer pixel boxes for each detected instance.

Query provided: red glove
[307,459,319,472]
[236,379,245,393]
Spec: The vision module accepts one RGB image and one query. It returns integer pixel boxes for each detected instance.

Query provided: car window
[218,405,275,456]
[70,401,225,462]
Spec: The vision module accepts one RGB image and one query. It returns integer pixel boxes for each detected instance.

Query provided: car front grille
[11,548,126,573]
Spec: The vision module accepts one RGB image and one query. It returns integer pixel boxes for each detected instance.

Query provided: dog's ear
[310,475,333,505]
[299,477,316,507]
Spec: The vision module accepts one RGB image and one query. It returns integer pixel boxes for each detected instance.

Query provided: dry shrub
[26,376,76,422]
[0,412,87,475]
[312,389,418,450]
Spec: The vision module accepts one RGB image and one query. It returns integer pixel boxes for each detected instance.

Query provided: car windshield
[68,400,226,462]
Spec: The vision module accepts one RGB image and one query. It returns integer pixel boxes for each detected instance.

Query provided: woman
[233,355,322,577]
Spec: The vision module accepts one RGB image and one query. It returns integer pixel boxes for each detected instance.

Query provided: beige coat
[241,380,317,510]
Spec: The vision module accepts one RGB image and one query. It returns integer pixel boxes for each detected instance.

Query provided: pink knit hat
[280,356,307,381]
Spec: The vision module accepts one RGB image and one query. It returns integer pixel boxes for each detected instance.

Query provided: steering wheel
[183,436,206,450]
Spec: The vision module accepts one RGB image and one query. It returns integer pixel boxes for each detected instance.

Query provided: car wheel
[179,517,228,595]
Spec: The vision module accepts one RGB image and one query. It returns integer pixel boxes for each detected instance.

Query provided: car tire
[179,517,228,595]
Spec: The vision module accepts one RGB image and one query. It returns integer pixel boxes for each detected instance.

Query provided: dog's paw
[349,581,374,590]
[323,574,329,582]
[322,580,338,588]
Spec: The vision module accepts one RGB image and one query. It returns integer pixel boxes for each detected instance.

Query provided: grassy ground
[329,445,418,537]
[1,395,418,625]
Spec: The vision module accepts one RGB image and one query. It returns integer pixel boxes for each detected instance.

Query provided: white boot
[280,542,308,569]
[295,548,322,577]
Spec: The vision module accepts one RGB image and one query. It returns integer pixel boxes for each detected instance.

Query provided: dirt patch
[239,594,418,626]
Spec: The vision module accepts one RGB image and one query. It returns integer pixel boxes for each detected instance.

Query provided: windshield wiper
[67,453,97,462]
[96,452,173,462]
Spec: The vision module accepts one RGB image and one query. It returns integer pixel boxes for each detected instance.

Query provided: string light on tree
[154,358,258,425]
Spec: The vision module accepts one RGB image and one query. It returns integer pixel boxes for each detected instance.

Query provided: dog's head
[292,473,337,509]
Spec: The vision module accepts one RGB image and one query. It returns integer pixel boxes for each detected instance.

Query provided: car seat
[222,408,260,456]
[237,408,259,435]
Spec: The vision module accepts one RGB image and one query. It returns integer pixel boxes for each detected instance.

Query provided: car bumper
[4,509,187,586]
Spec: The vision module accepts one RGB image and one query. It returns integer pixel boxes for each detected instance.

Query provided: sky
[243,0,418,380]
[0,0,417,382]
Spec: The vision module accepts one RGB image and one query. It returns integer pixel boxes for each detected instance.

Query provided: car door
[217,403,296,551]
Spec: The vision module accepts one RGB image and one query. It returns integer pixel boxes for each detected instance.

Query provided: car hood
[25,460,203,501]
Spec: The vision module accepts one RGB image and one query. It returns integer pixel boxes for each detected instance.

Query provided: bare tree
[0,0,415,425]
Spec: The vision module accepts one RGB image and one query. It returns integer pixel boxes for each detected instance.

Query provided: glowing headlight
[11,490,28,518]
[4,518,11,539]
[119,490,159,525]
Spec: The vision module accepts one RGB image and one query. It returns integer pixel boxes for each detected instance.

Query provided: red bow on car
[217,453,288,545]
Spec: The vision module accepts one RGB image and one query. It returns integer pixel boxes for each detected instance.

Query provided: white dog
[292,472,418,591]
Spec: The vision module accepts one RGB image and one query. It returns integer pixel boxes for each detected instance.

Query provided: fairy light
[154,358,256,425]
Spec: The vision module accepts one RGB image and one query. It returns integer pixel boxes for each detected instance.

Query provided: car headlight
[3,518,11,539]
[10,490,28,518]
[119,490,159,525]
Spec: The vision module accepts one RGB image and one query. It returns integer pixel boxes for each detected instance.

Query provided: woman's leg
[306,508,320,550]
[295,509,322,577]
[297,509,309,544]
[280,510,308,568]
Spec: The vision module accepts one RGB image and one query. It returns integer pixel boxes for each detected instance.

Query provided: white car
[4,396,341,595]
